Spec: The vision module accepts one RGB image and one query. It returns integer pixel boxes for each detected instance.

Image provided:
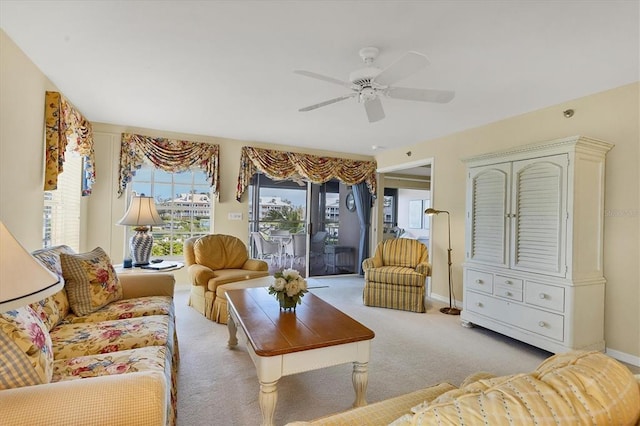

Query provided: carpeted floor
[174,276,554,425]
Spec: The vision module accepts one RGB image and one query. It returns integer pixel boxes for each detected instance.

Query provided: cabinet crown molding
[462,135,613,164]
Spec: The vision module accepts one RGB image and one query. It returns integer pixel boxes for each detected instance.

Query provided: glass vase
[279,295,297,311]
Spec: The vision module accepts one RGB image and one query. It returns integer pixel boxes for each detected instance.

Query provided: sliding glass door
[248,174,360,278]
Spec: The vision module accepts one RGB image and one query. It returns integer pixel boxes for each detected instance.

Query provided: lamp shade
[117,196,164,227]
[0,221,62,312]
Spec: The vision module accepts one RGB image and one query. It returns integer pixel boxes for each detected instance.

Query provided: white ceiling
[1,1,638,157]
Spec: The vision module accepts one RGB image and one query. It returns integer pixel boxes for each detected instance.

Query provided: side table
[324,245,354,274]
[114,261,184,274]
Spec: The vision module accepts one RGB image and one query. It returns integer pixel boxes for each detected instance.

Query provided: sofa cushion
[193,234,248,271]
[407,351,640,425]
[50,315,171,360]
[60,247,123,316]
[63,295,174,324]
[0,307,53,389]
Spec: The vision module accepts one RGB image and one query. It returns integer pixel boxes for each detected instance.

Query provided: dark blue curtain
[352,182,372,275]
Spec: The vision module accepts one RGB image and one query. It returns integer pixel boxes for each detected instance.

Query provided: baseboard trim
[428,293,463,310]
[605,347,640,367]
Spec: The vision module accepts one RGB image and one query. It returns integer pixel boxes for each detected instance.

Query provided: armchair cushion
[193,234,249,270]
[60,247,123,316]
[0,307,53,389]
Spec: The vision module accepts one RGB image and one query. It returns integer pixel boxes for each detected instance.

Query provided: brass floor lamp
[424,208,461,315]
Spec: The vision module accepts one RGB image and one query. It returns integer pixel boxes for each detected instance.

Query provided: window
[127,161,213,257]
[43,152,82,251]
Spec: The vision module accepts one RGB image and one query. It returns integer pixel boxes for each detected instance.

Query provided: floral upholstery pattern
[64,295,173,324]
[0,307,53,389]
[53,345,176,425]
[51,315,170,360]
[60,247,123,316]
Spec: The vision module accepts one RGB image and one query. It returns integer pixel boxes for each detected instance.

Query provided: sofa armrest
[119,273,175,299]
[285,382,456,425]
[0,372,167,426]
[189,264,216,287]
[243,258,269,272]
[415,262,431,277]
[362,257,381,270]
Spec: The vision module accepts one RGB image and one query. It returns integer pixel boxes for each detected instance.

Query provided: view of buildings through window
[127,163,212,257]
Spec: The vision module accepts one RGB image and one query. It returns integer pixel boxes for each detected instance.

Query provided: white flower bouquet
[268,268,308,310]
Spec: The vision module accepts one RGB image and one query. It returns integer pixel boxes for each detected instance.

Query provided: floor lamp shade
[424,208,461,315]
[117,196,164,266]
[0,221,62,312]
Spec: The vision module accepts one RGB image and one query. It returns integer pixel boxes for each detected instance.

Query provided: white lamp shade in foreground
[0,221,62,312]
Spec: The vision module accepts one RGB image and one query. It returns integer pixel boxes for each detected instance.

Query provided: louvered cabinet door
[467,163,510,267]
[510,154,568,276]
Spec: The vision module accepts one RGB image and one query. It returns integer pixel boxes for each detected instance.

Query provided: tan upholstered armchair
[362,238,431,313]
[185,234,269,321]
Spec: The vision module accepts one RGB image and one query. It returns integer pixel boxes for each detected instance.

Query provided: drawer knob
[505,280,512,285]
[539,293,547,299]
[475,279,483,284]
[506,291,512,296]
[538,321,546,327]
[476,302,483,307]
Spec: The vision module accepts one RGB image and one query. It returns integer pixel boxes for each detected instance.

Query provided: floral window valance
[118,133,220,198]
[44,91,96,195]
[236,146,377,201]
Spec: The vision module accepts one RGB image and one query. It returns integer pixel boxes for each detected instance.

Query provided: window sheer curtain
[235,146,377,201]
[44,91,96,195]
[352,182,373,275]
[117,133,220,198]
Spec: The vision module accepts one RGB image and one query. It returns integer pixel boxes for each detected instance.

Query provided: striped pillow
[0,306,53,389]
[60,247,123,316]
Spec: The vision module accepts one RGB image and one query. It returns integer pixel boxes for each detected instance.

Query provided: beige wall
[376,83,640,361]
[2,28,638,362]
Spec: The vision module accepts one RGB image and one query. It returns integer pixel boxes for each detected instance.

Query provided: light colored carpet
[174,277,552,426]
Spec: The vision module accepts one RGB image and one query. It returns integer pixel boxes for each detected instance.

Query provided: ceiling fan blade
[299,93,357,112]
[294,70,353,89]
[364,97,385,123]
[386,87,455,103]
[373,51,430,87]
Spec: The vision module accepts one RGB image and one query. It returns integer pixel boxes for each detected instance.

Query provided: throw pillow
[60,247,122,316]
[0,306,53,389]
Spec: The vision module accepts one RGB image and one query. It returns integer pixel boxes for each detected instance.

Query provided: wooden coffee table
[226,287,375,426]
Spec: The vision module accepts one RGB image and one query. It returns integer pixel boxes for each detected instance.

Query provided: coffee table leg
[352,361,368,407]
[227,313,238,348]
[259,379,278,426]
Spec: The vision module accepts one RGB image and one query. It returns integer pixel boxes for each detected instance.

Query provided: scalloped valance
[117,133,220,198]
[236,146,377,201]
[44,91,95,195]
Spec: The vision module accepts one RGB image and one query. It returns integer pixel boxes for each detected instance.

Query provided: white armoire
[461,136,612,353]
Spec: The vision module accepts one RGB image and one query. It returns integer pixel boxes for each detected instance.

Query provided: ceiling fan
[295,47,455,123]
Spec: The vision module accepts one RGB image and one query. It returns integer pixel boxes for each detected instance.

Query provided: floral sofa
[287,351,640,425]
[0,245,178,426]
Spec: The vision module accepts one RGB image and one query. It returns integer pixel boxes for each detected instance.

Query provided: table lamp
[117,195,164,266]
[424,208,461,315]
[0,221,62,312]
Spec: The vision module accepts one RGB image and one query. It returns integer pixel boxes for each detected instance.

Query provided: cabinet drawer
[466,269,493,294]
[525,281,565,313]
[494,286,523,301]
[466,292,564,341]
[495,275,523,291]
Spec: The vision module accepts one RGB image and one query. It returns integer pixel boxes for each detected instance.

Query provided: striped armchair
[362,238,431,313]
